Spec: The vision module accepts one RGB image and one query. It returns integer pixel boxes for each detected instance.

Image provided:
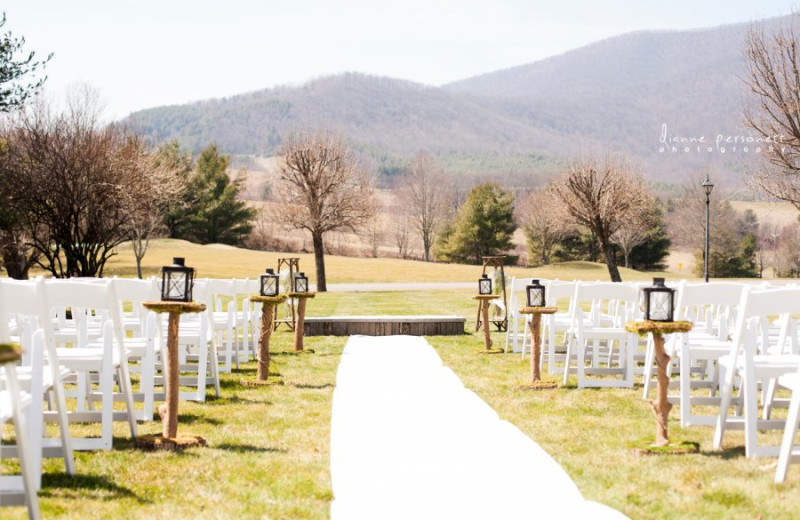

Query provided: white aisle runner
[330,335,628,520]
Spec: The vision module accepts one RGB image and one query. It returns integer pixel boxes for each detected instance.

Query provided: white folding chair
[110,278,160,421]
[713,286,800,458]
[0,346,41,519]
[0,279,74,488]
[192,278,236,374]
[562,282,639,388]
[540,281,578,374]
[232,278,261,366]
[40,279,138,451]
[504,277,535,354]
[775,367,800,482]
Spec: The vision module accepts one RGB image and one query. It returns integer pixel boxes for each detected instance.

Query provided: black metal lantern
[260,268,280,297]
[526,279,546,307]
[643,277,674,322]
[478,274,492,295]
[294,272,309,293]
[160,257,195,302]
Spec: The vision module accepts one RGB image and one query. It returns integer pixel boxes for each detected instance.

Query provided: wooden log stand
[626,320,698,454]
[242,295,288,386]
[472,295,503,353]
[517,307,559,390]
[139,301,208,450]
[288,292,315,352]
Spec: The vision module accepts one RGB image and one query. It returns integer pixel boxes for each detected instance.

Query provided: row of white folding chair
[0,279,75,483]
[713,286,800,459]
[0,353,40,519]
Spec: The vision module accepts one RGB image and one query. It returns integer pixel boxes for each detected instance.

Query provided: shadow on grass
[178,413,222,426]
[40,473,146,503]
[288,382,335,390]
[214,443,289,454]
[700,445,746,460]
[204,395,273,406]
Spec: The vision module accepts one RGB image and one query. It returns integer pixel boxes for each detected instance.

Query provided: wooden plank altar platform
[304,315,466,336]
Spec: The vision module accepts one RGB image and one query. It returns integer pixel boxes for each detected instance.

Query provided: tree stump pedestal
[241,295,288,386]
[517,307,559,390]
[472,295,503,353]
[626,320,698,454]
[139,301,207,450]
[288,292,315,352]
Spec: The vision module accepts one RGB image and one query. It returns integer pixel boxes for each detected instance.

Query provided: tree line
[4,11,800,286]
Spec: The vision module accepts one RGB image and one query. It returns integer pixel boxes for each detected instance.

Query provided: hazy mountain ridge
[127,15,789,182]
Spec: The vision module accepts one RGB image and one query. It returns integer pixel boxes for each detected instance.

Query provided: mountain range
[126,15,788,185]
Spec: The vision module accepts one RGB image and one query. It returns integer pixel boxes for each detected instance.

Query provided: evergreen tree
[171,143,256,245]
[435,182,516,264]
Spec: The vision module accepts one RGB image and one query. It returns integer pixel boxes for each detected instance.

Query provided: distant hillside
[126,15,789,184]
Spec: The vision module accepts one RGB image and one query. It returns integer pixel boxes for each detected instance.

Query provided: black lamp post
[702,174,714,283]
[525,279,546,307]
[643,277,675,322]
[161,257,195,302]
[260,268,280,297]
[478,274,492,295]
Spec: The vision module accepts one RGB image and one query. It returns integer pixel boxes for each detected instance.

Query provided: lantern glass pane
[479,278,492,295]
[167,272,186,300]
[649,292,672,321]
[295,276,308,293]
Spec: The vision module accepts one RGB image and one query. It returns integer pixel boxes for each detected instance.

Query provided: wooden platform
[304,315,466,336]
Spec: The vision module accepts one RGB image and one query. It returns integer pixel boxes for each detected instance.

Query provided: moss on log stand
[626,320,693,448]
[0,343,22,364]
[288,292,315,352]
[142,301,207,448]
[246,295,288,384]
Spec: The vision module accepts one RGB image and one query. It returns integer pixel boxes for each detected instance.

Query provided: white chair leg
[3,363,41,520]
[775,380,800,483]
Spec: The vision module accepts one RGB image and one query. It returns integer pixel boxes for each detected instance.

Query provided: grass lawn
[6,244,798,519]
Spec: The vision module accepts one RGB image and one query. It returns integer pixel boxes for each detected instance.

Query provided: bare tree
[115,135,186,278]
[396,152,447,262]
[611,194,658,268]
[518,187,573,266]
[553,155,649,282]
[274,132,375,291]
[743,17,800,208]
[0,93,168,277]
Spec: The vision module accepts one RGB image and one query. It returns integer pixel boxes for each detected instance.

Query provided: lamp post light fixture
[160,257,195,302]
[478,274,492,295]
[702,174,714,283]
[260,268,280,297]
[525,279,546,307]
[293,272,309,293]
[643,277,675,322]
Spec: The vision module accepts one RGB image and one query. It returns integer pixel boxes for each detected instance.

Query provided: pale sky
[3,0,794,120]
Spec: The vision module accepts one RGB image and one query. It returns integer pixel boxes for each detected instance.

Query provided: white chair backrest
[546,281,578,310]
[571,282,639,324]
[730,286,800,355]
[676,282,746,337]
[112,277,159,304]
[40,279,125,353]
[0,279,44,343]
